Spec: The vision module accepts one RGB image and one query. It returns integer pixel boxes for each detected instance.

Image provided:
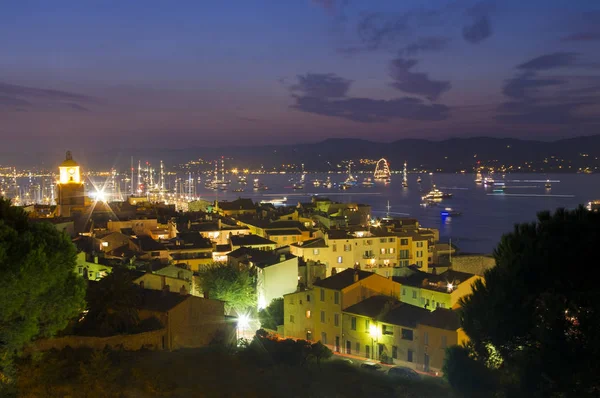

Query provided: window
[307,294,311,302]
[400,238,409,245]
[365,319,370,331]
[337,256,343,264]
[346,340,352,354]
[151,251,160,257]
[420,297,425,304]
[388,248,395,254]
[365,250,373,257]
[365,345,370,359]
[392,346,398,359]
[334,313,340,327]
[407,349,414,362]
[441,303,446,308]
[382,325,393,335]
[344,244,351,252]
[416,241,423,248]
[380,248,386,254]
[412,290,417,299]
[417,260,423,267]
[283,236,288,242]
[442,335,448,348]
[351,317,357,330]
[400,260,409,267]
[401,328,414,341]
[366,240,372,245]
[332,244,337,252]
[313,248,319,255]
[320,289,325,301]
[399,250,410,259]
[424,331,429,345]
[355,342,360,354]
[289,315,295,323]
[380,238,386,243]
[321,332,327,345]
[321,311,326,323]
[334,292,340,304]
[388,238,395,243]
[101,241,109,247]
[417,250,423,258]
[78,267,83,275]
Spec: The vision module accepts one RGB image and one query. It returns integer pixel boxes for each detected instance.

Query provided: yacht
[441,207,462,217]
[253,178,269,191]
[233,187,244,192]
[475,171,483,184]
[362,178,374,187]
[545,180,552,189]
[417,175,422,184]
[325,176,333,189]
[421,186,452,201]
[260,197,287,205]
[312,179,322,187]
[586,200,600,212]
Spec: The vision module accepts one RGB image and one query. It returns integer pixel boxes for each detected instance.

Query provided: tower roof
[60,151,79,167]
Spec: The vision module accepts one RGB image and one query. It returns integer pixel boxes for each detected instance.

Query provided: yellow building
[166,233,214,272]
[342,296,430,365]
[75,251,112,281]
[395,269,481,311]
[417,308,468,373]
[396,233,430,271]
[283,289,314,340]
[310,269,401,352]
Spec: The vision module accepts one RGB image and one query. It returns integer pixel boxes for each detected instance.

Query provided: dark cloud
[462,1,494,44]
[561,32,600,42]
[503,72,565,100]
[292,95,449,123]
[462,16,492,44]
[355,9,443,51]
[402,36,450,56]
[0,82,96,111]
[290,73,351,98]
[497,53,600,126]
[517,52,578,71]
[288,73,449,123]
[389,58,451,101]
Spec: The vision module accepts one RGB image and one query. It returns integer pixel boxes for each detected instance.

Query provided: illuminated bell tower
[57,150,85,217]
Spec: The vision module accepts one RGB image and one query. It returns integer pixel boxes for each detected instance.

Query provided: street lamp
[237,313,250,341]
[369,324,379,360]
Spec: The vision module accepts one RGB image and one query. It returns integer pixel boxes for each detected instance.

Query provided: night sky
[1,0,599,151]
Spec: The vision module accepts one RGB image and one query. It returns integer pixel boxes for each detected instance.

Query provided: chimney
[353,271,359,283]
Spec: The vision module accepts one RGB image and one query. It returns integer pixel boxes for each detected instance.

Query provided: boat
[420,200,438,208]
[441,207,461,217]
[260,197,287,205]
[339,183,351,190]
[586,200,600,212]
[374,158,392,181]
[417,175,422,184]
[402,161,408,188]
[253,178,269,191]
[293,169,307,189]
[233,188,244,192]
[362,178,374,187]
[545,180,552,189]
[312,179,322,187]
[421,186,452,201]
[343,162,358,187]
[325,176,333,189]
[475,171,483,184]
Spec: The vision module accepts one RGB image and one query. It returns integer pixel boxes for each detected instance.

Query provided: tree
[197,262,256,315]
[445,207,600,396]
[77,268,143,336]
[309,341,332,368]
[258,298,284,330]
[0,198,86,384]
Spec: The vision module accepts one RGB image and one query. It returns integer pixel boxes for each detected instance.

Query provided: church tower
[57,151,85,217]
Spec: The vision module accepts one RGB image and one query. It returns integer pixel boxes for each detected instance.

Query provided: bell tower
[57,151,85,217]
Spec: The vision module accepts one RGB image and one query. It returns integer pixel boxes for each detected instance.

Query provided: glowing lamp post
[369,323,379,361]
[237,313,250,341]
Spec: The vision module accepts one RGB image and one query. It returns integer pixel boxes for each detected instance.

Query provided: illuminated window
[388,248,395,254]
[313,249,319,255]
[101,241,109,247]
[306,310,311,319]
[337,256,343,264]
[332,244,337,252]
[380,248,385,255]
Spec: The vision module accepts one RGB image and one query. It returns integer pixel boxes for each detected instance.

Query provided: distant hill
[2,135,600,172]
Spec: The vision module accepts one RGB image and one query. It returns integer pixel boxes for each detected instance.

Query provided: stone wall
[451,255,496,276]
[29,329,166,352]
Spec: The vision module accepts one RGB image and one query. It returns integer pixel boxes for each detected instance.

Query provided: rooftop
[227,247,296,269]
[313,268,375,290]
[420,308,462,330]
[291,237,327,248]
[230,234,275,247]
[217,198,255,211]
[266,228,303,236]
[381,303,431,328]
[343,295,399,319]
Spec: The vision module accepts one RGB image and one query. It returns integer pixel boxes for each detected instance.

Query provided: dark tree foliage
[76,268,145,336]
[446,207,600,397]
[258,298,284,330]
[0,198,86,384]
